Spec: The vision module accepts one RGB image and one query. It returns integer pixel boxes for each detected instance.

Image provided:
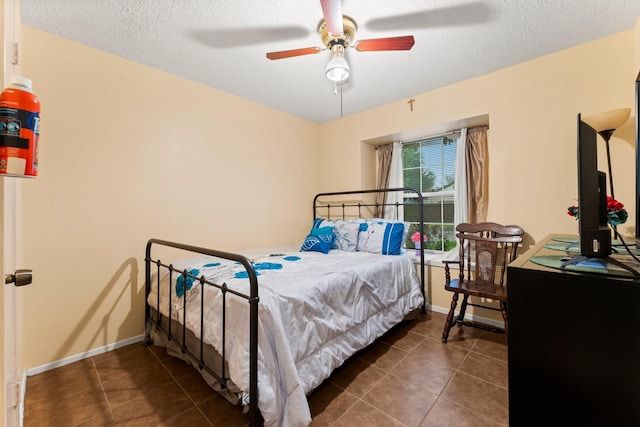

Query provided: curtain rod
[404,124,489,142]
[375,124,490,148]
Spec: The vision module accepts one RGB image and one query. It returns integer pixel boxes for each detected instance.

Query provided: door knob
[5,269,32,286]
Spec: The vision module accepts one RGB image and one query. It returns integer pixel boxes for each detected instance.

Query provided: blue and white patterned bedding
[147,245,424,427]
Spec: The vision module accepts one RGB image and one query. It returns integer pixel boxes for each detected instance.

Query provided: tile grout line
[416,335,475,427]
[25,314,508,427]
[90,356,118,426]
[154,348,216,427]
[327,336,416,426]
[438,330,509,425]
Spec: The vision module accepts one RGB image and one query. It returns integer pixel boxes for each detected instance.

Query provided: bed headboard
[313,187,423,231]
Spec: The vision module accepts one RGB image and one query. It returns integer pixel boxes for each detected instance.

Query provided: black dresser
[507,234,640,426]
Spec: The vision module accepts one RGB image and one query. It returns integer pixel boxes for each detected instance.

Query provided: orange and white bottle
[0,76,41,176]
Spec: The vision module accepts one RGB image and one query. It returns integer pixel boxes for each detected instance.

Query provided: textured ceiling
[20,0,640,123]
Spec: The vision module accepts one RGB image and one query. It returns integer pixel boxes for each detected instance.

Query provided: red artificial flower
[567,197,628,226]
[607,197,624,212]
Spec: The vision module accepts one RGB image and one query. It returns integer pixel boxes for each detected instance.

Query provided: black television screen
[635,73,639,245]
[577,114,611,258]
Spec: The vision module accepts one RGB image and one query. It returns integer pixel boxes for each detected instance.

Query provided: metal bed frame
[144,187,425,427]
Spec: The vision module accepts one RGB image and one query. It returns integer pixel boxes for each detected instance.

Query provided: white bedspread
[147,246,424,427]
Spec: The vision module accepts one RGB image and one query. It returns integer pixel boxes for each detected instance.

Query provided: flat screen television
[636,72,639,245]
[577,114,611,258]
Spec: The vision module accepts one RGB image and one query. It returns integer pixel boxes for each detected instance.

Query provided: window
[402,134,458,252]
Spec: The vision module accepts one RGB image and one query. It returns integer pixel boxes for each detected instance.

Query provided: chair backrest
[456,222,524,287]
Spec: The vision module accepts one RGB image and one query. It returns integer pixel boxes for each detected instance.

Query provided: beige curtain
[466,126,489,223]
[375,144,393,217]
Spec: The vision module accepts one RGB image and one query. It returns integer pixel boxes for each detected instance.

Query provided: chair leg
[442,292,459,343]
[500,301,508,336]
[457,295,470,326]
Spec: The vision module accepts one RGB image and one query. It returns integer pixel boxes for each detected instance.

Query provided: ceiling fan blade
[365,3,493,32]
[320,0,344,36]
[189,26,311,48]
[354,35,415,52]
[266,46,323,60]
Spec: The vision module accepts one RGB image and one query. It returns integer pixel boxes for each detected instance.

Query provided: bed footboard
[144,238,260,427]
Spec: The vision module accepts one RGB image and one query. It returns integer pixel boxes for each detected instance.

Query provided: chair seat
[444,278,507,301]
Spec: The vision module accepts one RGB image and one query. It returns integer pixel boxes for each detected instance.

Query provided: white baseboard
[22,310,501,376]
[19,335,145,427]
[428,304,505,329]
[19,370,26,427]
[25,334,146,377]
[19,307,501,420]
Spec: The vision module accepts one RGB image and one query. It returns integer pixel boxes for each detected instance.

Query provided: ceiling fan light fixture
[326,44,350,83]
[326,56,350,83]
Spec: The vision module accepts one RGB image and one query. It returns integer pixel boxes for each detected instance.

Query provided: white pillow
[312,218,360,251]
[357,220,405,255]
[368,217,411,246]
[332,220,360,251]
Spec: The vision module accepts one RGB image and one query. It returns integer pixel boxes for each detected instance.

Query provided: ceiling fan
[266,0,415,85]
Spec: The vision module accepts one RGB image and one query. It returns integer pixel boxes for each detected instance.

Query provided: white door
[2,179,21,427]
[2,1,24,426]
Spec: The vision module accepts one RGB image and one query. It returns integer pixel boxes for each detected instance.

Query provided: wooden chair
[441,222,524,343]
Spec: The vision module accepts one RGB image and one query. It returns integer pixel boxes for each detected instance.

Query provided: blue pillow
[300,226,335,254]
[312,218,328,229]
[357,220,405,255]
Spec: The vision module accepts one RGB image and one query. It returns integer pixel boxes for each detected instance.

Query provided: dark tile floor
[23,311,508,426]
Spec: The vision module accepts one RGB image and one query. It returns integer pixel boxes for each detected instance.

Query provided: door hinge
[7,382,20,408]
[12,42,20,66]
[14,382,21,408]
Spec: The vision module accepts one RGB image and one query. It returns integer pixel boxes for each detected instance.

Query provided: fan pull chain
[332,82,343,118]
[340,83,343,118]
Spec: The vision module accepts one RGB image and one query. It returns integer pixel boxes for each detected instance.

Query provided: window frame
[401,133,459,253]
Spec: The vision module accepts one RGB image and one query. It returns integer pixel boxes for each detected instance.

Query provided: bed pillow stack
[302,218,405,255]
[311,218,361,251]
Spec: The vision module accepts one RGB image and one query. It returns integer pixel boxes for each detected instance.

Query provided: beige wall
[322,29,637,316]
[20,27,321,368]
[17,17,639,369]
